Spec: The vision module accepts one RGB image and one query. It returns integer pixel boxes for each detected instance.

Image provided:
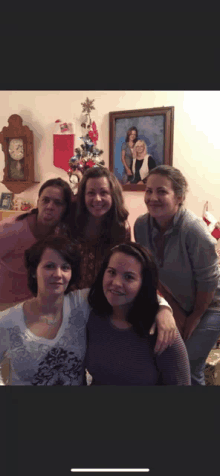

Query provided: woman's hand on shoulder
[149,306,177,355]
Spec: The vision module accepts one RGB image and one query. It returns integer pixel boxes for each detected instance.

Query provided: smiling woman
[102,252,142,315]
[85,242,191,385]
[130,140,156,185]
[68,167,131,290]
[66,167,179,356]
[134,165,220,386]
[0,236,92,385]
[0,235,177,386]
[121,127,138,184]
[84,176,113,220]
[35,248,72,297]
[144,173,182,230]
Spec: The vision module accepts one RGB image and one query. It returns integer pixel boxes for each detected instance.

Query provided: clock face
[8,138,24,160]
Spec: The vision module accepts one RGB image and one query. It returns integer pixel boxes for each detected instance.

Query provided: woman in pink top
[0,177,72,310]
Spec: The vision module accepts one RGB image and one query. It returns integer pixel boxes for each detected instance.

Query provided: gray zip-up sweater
[134,207,220,314]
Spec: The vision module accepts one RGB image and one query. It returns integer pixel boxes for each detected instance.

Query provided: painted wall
[0,91,220,243]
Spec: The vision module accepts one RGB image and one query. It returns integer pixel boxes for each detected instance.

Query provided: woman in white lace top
[0,236,90,385]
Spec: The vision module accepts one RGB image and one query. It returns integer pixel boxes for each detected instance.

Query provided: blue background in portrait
[114,115,165,182]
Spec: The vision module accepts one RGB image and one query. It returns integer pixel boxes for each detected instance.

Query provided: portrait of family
[111,113,165,186]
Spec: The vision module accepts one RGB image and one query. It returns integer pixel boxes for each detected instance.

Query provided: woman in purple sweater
[85,242,191,385]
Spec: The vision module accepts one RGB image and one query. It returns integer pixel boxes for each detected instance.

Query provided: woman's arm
[157,280,187,336]
[183,290,215,340]
[151,305,177,355]
[134,219,178,353]
[155,330,191,385]
[0,354,11,385]
[0,219,21,259]
[0,328,10,385]
[121,149,132,176]
[182,222,220,340]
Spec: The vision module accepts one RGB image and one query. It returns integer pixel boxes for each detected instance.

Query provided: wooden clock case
[0,114,39,193]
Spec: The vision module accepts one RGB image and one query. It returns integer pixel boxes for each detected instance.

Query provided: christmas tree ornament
[67,98,104,195]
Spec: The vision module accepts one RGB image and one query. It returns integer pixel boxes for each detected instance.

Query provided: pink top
[0,215,36,303]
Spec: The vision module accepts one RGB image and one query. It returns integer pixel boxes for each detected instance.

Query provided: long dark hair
[72,167,129,245]
[16,178,73,222]
[24,235,81,296]
[125,127,138,143]
[88,242,159,337]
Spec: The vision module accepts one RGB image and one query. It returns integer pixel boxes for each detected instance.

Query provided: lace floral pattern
[1,292,90,385]
[32,347,82,385]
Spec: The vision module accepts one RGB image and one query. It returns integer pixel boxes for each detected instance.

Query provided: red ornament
[88,121,98,145]
[85,159,96,168]
[77,162,85,171]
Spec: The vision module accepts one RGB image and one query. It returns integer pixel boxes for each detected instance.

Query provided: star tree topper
[81,98,95,114]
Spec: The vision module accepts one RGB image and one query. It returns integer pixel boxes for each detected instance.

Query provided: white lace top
[0,289,90,386]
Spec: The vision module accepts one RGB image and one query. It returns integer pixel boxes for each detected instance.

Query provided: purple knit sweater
[85,311,191,386]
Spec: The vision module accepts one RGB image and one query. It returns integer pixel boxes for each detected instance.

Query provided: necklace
[39,315,61,327]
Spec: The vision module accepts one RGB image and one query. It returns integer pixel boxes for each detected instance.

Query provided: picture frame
[109,106,174,191]
[0,192,14,210]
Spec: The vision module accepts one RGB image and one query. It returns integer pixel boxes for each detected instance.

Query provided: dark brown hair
[16,177,73,222]
[24,235,81,296]
[125,127,138,143]
[72,167,129,245]
[88,242,159,337]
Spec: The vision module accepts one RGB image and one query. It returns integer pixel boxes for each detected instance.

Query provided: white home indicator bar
[71,470,150,472]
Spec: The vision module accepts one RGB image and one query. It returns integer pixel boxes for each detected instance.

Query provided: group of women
[0,163,220,386]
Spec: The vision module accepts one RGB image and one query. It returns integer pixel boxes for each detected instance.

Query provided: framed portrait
[109,106,174,191]
[0,192,14,210]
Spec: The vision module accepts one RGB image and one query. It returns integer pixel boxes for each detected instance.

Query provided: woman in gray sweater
[134,165,220,385]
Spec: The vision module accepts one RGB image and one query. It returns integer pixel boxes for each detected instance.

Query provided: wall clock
[0,114,39,193]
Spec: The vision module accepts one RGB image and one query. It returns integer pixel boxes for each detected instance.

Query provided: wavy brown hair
[125,127,138,143]
[72,167,129,245]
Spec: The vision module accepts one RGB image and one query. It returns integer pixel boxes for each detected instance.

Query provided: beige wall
[0,90,220,242]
